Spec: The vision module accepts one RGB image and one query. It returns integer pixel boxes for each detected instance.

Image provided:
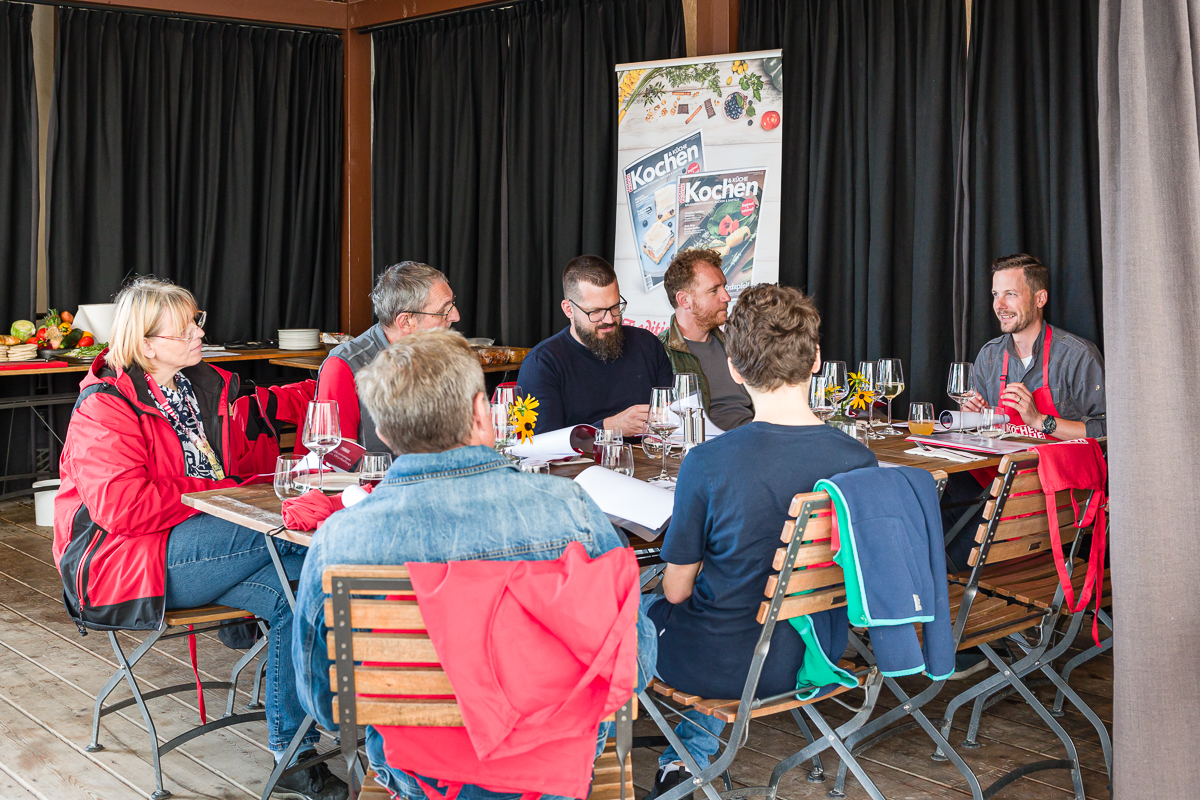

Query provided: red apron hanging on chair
[997,325,1060,439]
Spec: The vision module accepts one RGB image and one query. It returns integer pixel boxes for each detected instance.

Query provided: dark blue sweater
[516,325,674,433]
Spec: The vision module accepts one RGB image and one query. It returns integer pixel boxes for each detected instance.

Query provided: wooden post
[695,0,739,57]
[341,26,374,335]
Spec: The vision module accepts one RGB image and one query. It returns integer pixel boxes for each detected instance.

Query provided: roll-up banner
[615,51,784,334]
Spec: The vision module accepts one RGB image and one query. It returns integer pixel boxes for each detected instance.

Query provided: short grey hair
[355,330,485,454]
[371,261,448,327]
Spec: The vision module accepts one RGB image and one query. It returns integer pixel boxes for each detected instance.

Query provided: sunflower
[509,396,540,443]
[848,390,871,411]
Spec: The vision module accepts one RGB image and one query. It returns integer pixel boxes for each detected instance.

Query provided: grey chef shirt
[685,335,755,430]
[970,322,1106,438]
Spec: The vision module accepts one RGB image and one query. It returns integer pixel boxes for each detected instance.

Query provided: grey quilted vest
[319,323,391,454]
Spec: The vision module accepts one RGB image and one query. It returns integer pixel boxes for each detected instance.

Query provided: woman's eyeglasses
[150,311,207,343]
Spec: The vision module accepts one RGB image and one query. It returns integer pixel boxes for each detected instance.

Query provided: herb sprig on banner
[617,64,725,122]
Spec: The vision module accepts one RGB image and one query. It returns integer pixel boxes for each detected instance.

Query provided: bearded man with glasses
[517,255,674,437]
[316,262,460,453]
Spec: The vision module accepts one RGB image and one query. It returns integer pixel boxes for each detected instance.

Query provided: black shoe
[648,765,694,800]
[271,760,349,800]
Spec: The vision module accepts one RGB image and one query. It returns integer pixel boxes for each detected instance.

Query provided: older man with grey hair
[315,261,460,452]
[293,329,646,800]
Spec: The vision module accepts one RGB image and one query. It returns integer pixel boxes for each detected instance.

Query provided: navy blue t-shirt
[516,325,674,432]
[648,422,877,699]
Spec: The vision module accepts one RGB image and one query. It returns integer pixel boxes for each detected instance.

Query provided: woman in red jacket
[54,278,347,800]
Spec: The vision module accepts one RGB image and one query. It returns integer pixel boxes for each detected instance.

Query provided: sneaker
[271,761,349,800]
[647,765,695,800]
[949,650,991,681]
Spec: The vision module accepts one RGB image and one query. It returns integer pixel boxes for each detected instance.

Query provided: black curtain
[1,2,36,327]
[740,0,965,404]
[47,8,343,344]
[504,0,685,345]
[372,0,684,345]
[372,9,508,339]
[963,0,1103,357]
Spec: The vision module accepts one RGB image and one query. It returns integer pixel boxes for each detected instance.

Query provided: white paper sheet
[574,466,675,536]
[509,425,597,460]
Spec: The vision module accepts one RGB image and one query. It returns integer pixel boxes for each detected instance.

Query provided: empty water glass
[274,456,306,500]
[599,443,635,477]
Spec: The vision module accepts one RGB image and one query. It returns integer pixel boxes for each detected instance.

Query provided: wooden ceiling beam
[347,0,501,30]
[58,0,348,29]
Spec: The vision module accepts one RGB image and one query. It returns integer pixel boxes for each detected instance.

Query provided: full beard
[575,320,625,362]
[997,307,1036,335]
[692,303,727,333]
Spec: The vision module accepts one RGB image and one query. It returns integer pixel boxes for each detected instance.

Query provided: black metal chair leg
[225,629,270,717]
[88,626,163,751]
[789,707,826,782]
[107,631,172,800]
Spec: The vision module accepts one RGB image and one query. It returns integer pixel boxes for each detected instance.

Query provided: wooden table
[862,429,1042,474]
[269,350,528,374]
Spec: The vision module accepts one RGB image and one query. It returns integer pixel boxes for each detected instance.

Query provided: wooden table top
[269,350,527,374]
[181,427,1040,547]
[0,346,331,378]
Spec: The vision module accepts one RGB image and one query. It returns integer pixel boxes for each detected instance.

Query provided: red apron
[998,324,1060,439]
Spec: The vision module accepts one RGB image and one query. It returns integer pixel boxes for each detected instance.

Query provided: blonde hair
[355,330,485,454]
[106,278,199,373]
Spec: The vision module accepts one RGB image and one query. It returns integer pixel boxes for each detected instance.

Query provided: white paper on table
[509,425,597,460]
[574,466,674,541]
[938,410,1009,431]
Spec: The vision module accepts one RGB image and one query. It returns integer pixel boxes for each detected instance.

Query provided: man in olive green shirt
[657,249,754,430]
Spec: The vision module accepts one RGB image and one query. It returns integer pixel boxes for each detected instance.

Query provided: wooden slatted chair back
[969,451,1092,569]
[322,564,636,798]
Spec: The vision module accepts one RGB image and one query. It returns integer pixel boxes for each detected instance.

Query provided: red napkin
[0,360,71,371]
[282,491,345,531]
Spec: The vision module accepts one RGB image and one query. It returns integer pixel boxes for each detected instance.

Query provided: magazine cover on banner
[615,51,783,334]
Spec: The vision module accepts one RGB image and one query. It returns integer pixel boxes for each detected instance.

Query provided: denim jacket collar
[383,445,516,485]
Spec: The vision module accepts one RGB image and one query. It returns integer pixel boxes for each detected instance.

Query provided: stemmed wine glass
[809,375,834,421]
[359,453,392,488]
[947,362,975,417]
[877,358,905,435]
[302,400,342,493]
[647,386,679,482]
[822,361,849,410]
[857,361,884,440]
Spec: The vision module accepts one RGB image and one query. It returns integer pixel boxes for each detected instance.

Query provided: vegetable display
[6,309,98,354]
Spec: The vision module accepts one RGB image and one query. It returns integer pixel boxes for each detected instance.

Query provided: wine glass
[491,384,525,407]
[302,400,342,493]
[647,387,678,482]
[674,372,701,409]
[809,375,834,421]
[877,358,905,435]
[822,361,849,408]
[857,361,884,440]
[909,402,936,436]
[274,456,306,501]
[359,453,392,488]
[947,363,975,411]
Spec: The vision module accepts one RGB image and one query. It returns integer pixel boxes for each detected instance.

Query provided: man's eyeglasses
[402,297,457,319]
[570,297,628,323]
[150,310,207,343]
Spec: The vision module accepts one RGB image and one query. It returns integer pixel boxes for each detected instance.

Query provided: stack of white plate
[278,328,321,350]
[5,344,38,362]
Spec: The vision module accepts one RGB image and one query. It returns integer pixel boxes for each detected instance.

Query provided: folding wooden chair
[920,450,1110,800]
[638,486,897,800]
[938,448,1113,787]
[85,605,270,800]
[323,564,637,800]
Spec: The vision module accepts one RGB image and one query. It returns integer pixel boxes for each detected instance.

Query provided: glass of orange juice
[909,402,936,436]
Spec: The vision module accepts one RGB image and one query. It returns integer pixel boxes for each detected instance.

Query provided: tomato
[761,110,781,131]
[24,337,37,345]
[78,336,94,347]
[36,327,47,338]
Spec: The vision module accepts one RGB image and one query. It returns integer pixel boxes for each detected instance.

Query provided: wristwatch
[1041,415,1057,436]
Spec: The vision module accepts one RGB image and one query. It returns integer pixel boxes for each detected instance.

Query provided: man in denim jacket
[293,330,640,799]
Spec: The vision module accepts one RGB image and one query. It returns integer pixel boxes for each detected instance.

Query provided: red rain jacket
[53,353,311,632]
[377,542,639,800]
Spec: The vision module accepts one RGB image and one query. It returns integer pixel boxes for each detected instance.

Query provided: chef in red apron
[961,255,1105,442]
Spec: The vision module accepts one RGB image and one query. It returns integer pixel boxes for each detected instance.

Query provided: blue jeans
[165,513,318,752]
[640,595,726,770]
